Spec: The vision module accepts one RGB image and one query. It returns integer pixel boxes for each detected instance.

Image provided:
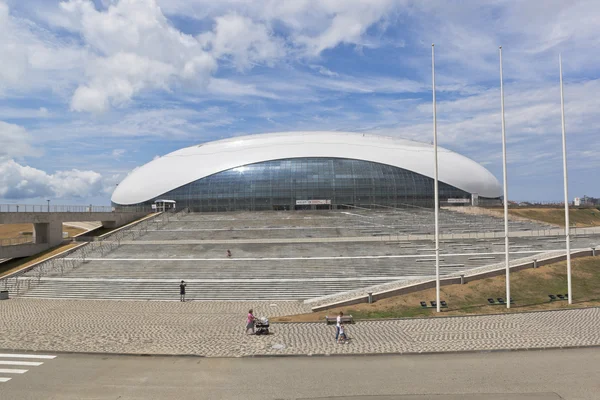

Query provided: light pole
[499,46,511,309]
[559,54,572,304]
[432,43,440,313]
[47,199,50,212]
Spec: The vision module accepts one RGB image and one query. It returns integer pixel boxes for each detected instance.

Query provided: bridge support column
[33,221,63,246]
[101,213,142,229]
[101,220,117,229]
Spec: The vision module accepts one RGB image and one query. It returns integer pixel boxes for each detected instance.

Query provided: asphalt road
[0,348,598,400]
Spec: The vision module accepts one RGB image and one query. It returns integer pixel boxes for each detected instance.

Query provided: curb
[271,304,600,323]
[242,344,600,358]
[1,343,599,360]
[0,348,206,358]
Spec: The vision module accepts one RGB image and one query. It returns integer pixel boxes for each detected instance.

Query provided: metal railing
[0,237,33,246]
[0,208,187,298]
[0,204,152,213]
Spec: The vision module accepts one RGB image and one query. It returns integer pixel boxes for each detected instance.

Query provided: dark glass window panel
[124,157,481,211]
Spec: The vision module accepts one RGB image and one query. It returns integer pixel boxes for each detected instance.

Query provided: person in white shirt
[335,311,343,341]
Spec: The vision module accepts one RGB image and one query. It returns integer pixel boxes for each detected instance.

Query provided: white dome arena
[112,131,501,211]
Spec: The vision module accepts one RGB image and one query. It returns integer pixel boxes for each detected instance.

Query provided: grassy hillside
[273,255,600,322]
[507,207,600,227]
[0,223,85,240]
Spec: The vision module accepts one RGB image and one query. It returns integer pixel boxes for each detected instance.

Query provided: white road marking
[0,354,56,359]
[0,361,43,366]
[0,353,56,384]
[0,369,28,374]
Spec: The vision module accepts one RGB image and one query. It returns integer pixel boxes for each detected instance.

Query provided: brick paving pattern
[1,299,599,357]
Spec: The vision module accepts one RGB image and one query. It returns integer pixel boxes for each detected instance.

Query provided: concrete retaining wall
[0,211,148,258]
[311,248,597,312]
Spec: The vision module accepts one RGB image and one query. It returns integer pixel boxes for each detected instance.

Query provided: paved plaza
[3,208,600,361]
[1,299,599,357]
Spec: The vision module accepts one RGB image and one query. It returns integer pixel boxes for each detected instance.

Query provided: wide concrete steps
[35,263,468,280]
[12,278,404,300]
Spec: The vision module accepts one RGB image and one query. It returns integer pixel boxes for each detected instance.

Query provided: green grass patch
[273,255,600,322]
[505,207,600,227]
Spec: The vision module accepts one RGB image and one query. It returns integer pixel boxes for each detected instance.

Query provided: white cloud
[0,0,87,95]
[0,159,106,199]
[207,78,280,100]
[0,107,54,119]
[111,149,126,159]
[406,0,600,82]
[71,52,179,112]
[290,0,398,55]
[158,0,398,56]
[59,0,217,112]
[310,65,339,77]
[199,14,284,70]
[0,121,37,159]
[28,107,235,142]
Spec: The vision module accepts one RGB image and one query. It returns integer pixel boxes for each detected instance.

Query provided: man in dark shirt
[180,280,187,302]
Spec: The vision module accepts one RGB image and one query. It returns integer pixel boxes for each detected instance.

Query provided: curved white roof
[112,131,501,205]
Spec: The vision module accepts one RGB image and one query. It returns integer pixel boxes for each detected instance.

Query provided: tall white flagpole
[499,46,510,309]
[559,54,573,305]
[432,43,440,313]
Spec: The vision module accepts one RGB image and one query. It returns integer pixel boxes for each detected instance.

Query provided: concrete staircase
[7,209,597,301]
[13,278,403,300]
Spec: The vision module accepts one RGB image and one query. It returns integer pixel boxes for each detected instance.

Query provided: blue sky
[1,0,599,205]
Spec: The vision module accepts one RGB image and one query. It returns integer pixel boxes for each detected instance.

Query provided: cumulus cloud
[288,0,397,55]
[60,0,217,112]
[159,0,398,56]
[0,0,87,95]
[48,0,401,111]
[199,14,284,70]
[0,120,110,200]
[1,0,416,112]
[0,120,37,159]
[0,159,107,199]
[71,52,180,112]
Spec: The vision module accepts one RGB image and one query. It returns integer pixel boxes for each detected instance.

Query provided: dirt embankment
[445,206,600,228]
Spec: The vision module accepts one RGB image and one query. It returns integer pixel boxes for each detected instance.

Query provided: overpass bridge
[0,204,149,259]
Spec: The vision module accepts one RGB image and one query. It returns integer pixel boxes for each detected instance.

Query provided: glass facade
[130,158,477,212]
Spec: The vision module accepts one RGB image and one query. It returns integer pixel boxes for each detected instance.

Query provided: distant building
[575,196,599,206]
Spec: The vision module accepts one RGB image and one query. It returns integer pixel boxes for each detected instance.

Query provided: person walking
[227,249,232,258]
[179,280,187,302]
[337,323,349,344]
[246,309,255,335]
[335,311,343,341]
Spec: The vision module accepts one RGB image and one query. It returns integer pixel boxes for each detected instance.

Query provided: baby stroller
[255,317,270,335]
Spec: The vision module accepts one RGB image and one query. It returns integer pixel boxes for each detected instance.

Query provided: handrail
[0,204,152,213]
[0,208,186,297]
[0,237,33,246]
